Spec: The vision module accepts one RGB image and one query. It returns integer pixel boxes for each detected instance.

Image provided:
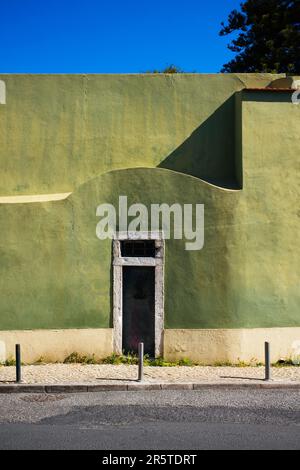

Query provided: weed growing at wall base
[292,80,300,104]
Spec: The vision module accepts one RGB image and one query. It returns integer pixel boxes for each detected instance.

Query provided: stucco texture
[0,74,299,334]
[0,73,284,195]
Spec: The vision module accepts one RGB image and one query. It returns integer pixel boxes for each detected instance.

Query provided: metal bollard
[264,342,271,381]
[15,344,21,383]
[137,342,144,382]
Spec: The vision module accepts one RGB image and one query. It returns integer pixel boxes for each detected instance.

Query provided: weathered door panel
[122,266,155,356]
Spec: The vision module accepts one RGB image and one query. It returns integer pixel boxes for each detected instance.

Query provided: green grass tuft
[63,352,100,365]
[4,357,16,366]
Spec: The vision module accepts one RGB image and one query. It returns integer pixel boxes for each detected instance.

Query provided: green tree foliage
[220,0,300,73]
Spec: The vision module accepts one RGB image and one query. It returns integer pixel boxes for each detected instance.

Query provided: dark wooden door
[122,266,155,357]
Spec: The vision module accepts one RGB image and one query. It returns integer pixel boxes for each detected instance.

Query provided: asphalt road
[0,389,299,450]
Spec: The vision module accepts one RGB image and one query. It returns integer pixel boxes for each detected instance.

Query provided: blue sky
[0,0,241,73]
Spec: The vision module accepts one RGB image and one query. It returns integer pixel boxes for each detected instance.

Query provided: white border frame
[112,231,164,357]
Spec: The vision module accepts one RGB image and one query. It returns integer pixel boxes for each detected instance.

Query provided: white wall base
[0,328,113,363]
[164,328,300,364]
[1,327,300,364]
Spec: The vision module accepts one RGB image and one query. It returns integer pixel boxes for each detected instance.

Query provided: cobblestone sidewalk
[1,364,300,385]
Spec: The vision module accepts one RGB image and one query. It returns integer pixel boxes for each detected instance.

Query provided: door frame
[112,231,164,357]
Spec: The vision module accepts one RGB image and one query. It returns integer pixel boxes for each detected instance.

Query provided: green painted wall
[0,74,299,331]
[0,73,283,195]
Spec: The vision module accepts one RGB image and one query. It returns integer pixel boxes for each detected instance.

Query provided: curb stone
[127,383,161,391]
[0,385,45,394]
[0,382,300,393]
[87,384,128,392]
[45,385,88,393]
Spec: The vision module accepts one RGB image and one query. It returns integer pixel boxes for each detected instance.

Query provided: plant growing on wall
[145,64,185,73]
